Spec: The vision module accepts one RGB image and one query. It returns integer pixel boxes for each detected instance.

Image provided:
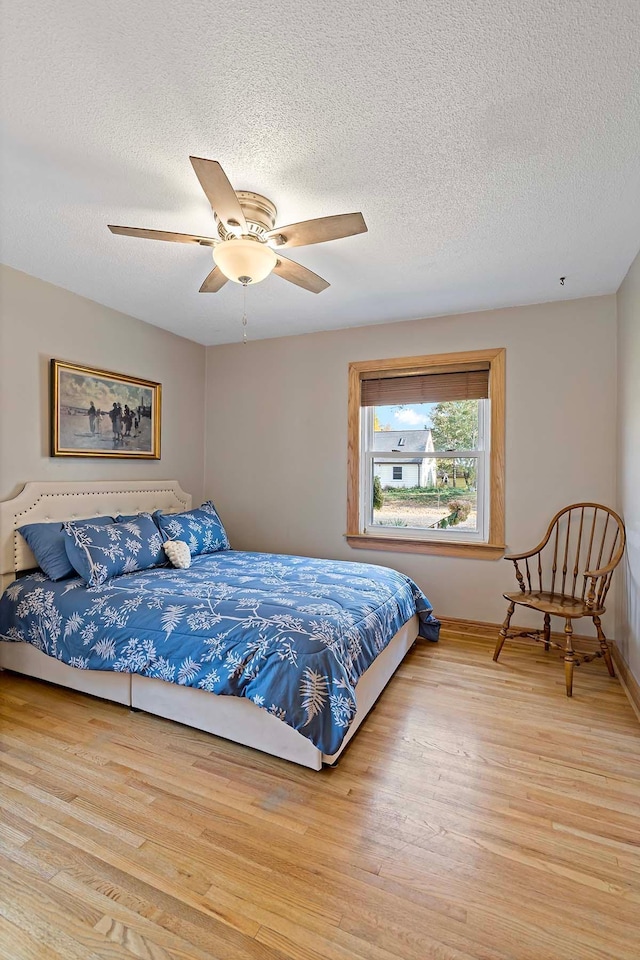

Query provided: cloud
[60,371,152,411]
[395,408,425,425]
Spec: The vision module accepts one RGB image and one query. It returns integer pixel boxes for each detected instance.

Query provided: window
[347,348,505,558]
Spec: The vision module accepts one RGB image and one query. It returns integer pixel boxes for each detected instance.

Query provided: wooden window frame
[346,348,506,559]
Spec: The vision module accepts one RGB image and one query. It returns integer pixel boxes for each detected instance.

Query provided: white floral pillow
[163,539,191,569]
[154,501,230,556]
[63,513,164,586]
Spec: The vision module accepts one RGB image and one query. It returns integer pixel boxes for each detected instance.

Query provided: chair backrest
[525,503,625,607]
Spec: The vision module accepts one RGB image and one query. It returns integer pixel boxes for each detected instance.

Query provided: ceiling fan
[108,157,368,294]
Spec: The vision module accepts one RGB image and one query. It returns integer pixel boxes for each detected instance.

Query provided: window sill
[345,533,505,559]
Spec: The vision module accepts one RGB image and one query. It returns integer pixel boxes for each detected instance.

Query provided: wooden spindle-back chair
[493,503,626,696]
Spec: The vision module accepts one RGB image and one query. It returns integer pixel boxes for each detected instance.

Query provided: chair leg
[494,601,515,662]
[543,613,551,652]
[593,615,615,677]
[564,617,575,697]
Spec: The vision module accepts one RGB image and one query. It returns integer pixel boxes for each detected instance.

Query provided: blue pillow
[115,513,157,525]
[63,513,165,586]
[17,516,114,581]
[154,501,230,556]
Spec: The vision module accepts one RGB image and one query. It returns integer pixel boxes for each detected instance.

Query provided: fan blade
[108,225,216,246]
[273,255,330,293]
[267,212,367,249]
[189,157,247,234]
[199,266,228,293]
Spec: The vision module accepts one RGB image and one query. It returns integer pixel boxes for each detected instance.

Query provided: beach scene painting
[51,360,161,458]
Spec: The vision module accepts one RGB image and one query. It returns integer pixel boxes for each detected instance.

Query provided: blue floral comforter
[0,551,439,754]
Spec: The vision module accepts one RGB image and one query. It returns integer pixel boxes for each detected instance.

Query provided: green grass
[380,484,475,505]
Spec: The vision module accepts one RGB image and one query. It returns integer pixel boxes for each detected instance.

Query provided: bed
[0,480,439,769]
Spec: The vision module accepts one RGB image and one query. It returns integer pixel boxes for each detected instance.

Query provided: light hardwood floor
[1,624,639,960]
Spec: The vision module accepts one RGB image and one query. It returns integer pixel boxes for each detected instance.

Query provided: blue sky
[375,403,435,431]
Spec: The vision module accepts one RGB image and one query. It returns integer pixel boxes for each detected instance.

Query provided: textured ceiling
[1,0,639,346]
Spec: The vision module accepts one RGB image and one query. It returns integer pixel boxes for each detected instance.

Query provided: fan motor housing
[215,191,277,241]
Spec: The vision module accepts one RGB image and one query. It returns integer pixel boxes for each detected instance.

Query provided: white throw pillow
[163,539,191,569]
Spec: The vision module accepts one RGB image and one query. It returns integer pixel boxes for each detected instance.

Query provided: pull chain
[242,283,248,345]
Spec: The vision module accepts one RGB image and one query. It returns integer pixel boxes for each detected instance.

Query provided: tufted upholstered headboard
[0,480,192,591]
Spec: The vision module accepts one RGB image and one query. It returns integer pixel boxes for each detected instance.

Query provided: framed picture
[50,359,161,459]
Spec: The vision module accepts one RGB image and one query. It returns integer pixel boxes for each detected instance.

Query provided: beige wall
[616,248,640,686]
[204,295,618,626]
[0,264,621,633]
[0,265,206,504]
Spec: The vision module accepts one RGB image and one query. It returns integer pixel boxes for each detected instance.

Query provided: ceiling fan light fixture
[213,237,277,285]
[109,157,367,294]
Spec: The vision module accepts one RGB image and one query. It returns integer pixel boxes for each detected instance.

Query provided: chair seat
[503,591,604,618]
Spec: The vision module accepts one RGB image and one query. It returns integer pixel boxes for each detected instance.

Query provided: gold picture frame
[50,359,161,459]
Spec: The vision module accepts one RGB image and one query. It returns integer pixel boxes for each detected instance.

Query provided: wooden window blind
[360,367,490,407]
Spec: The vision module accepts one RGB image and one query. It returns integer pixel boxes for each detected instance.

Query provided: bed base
[0,639,131,705]
[0,617,417,770]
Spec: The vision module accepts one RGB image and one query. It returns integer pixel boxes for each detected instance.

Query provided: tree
[430,400,478,487]
[373,475,384,511]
